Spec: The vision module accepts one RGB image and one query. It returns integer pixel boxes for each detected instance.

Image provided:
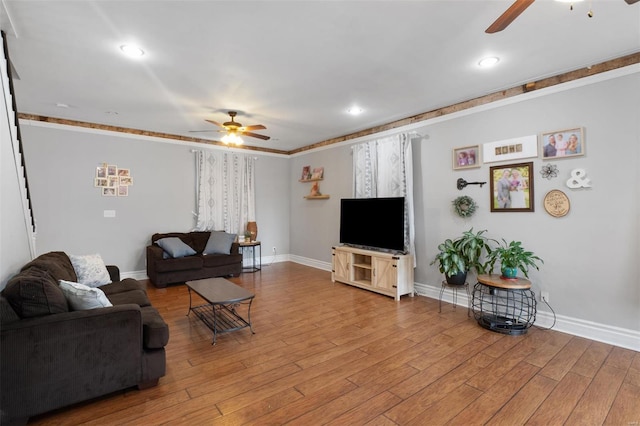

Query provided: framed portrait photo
[489,162,534,212]
[452,145,480,170]
[541,127,585,160]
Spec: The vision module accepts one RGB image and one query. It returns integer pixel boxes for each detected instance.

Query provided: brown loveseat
[146,231,243,288]
[0,251,169,425]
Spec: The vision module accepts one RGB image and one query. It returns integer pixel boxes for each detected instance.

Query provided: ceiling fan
[191,111,270,144]
[486,0,640,34]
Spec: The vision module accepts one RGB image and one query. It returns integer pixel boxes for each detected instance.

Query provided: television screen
[339,197,405,252]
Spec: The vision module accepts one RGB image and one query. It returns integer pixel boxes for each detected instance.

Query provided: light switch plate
[103,210,116,218]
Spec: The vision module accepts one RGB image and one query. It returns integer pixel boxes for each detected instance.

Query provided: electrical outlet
[541,291,550,303]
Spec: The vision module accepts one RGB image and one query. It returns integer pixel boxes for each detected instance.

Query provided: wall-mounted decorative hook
[457,178,486,190]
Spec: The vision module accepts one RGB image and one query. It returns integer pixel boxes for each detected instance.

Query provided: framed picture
[482,135,537,163]
[452,145,480,170]
[107,165,118,177]
[96,166,107,178]
[311,167,324,180]
[117,186,129,197]
[541,127,585,159]
[102,187,117,197]
[119,176,133,186]
[117,168,130,177]
[107,177,119,187]
[490,162,534,212]
[301,165,311,181]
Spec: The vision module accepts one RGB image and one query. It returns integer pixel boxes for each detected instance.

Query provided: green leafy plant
[484,239,543,278]
[431,228,494,278]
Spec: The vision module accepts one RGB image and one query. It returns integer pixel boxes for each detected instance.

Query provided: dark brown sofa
[146,231,242,288]
[0,252,169,425]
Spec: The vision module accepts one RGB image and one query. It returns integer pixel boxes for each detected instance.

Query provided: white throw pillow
[68,253,112,287]
[59,280,113,310]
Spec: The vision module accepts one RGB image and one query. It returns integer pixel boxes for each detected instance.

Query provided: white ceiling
[2,0,639,152]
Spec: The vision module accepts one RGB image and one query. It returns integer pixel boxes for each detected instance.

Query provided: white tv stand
[331,245,414,301]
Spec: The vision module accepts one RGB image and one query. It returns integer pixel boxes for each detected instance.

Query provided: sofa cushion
[100,278,145,296]
[201,253,242,268]
[106,289,151,308]
[3,269,69,318]
[68,253,112,287]
[59,280,113,310]
[140,306,170,349]
[20,251,77,282]
[155,255,203,273]
[157,237,197,258]
[203,231,237,255]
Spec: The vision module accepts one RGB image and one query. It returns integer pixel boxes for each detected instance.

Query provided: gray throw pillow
[156,237,197,258]
[203,231,237,255]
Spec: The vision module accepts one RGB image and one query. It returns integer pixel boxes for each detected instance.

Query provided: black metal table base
[187,294,254,345]
[472,282,536,336]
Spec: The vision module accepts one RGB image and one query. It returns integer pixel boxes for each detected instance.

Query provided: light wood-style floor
[30,262,639,425]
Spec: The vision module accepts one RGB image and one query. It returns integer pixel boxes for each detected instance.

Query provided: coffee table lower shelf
[189,303,254,344]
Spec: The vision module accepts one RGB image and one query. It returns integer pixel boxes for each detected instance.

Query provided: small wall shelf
[304,195,330,199]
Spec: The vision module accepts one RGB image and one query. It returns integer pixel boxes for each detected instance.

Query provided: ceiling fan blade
[188,130,215,133]
[241,124,267,131]
[624,0,639,4]
[205,119,225,128]
[486,0,535,34]
[242,131,271,141]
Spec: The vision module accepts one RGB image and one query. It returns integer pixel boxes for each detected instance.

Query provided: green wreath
[452,195,477,218]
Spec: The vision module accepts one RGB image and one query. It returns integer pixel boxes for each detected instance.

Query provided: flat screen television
[339,197,405,252]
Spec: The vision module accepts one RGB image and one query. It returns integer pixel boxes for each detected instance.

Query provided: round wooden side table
[472,274,537,335]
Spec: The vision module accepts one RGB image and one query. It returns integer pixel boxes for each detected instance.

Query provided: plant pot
[501,267,518,279]
[446,271,467,286]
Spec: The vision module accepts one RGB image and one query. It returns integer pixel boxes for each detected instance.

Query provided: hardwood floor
[29,262,640,425]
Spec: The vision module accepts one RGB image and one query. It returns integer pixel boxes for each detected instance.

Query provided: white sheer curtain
[352,133,416,263]
[194,150,256,235]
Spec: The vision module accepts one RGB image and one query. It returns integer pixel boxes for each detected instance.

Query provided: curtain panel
[352,134,416,263]
[194,150,256,235]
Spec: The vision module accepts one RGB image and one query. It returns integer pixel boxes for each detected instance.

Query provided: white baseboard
[288,255,332,272]
[121,270,148,280]
[414,282,640,352]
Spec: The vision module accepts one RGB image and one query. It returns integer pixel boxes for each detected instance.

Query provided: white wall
[19,124,291,275]
[292,70,640,342]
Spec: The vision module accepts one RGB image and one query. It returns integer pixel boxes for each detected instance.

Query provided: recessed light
[347,106,363,115]
[478,56,500,68]
[119,44,145,58]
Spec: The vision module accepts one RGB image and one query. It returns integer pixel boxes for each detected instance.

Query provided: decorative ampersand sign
[566,168,591,189]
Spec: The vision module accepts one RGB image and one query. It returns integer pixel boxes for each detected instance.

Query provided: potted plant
[484,239,543,279]
[431,228,494,285]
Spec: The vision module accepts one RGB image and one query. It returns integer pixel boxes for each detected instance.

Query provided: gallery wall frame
[541,127,585,160]
[482,134,537,163]
[452,145,481,170]
[489,161,535,212]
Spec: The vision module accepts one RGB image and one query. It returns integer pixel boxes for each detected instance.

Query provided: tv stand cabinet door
[332,249,350,282]
[373,257,396,294]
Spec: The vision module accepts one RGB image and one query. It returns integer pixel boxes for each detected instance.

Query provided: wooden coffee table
[185,278,255,344]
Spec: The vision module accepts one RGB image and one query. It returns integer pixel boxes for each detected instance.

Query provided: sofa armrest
[1,305,143,419]
[230,242,240,255]
[106,265,120,282]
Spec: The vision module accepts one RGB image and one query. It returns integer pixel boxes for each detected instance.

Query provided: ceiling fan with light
[191,111,270,145]
[486,0,639,34]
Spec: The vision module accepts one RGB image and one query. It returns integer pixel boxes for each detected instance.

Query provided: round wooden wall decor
[543,190,570,217]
